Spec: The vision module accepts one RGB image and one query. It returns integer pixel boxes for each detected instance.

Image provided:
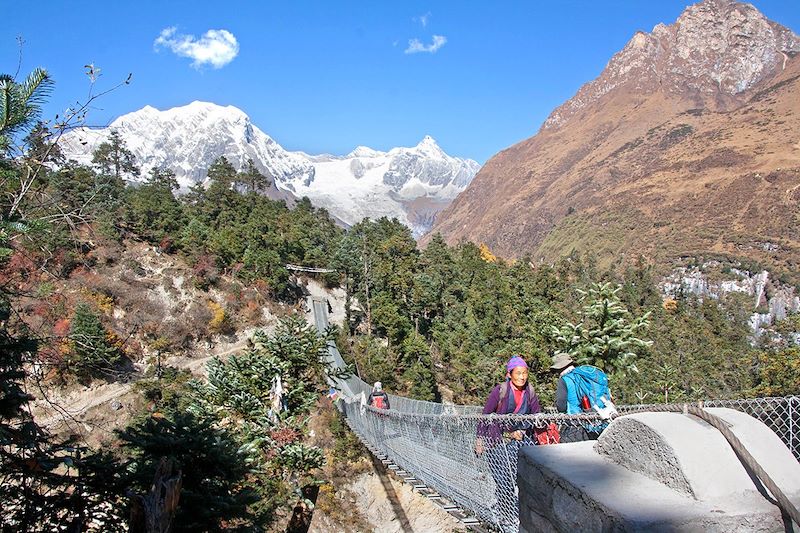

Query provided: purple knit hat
[506,355,528,372]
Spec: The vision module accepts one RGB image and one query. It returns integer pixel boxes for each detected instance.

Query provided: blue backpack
[562,365,611,415]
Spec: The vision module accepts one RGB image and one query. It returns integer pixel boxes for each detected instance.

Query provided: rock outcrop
[660,261,800,337]
[544,0,799,130]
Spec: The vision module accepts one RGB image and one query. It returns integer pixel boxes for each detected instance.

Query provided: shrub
[192,254,219,289]
[66,302,121,376]
[752,348,800,397]
[207,300,233,334]
[183,301,213,340]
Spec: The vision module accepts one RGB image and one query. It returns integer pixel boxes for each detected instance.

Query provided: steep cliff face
[660,262,800,337]
[428,0,800,280]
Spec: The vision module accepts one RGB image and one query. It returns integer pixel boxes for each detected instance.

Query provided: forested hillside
[1,69,351,531]
[333,224,797,407]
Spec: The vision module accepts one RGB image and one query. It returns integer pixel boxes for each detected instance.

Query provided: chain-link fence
[313,299,800,532]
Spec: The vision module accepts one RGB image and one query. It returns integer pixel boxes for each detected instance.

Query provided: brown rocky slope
[428,0,800,279]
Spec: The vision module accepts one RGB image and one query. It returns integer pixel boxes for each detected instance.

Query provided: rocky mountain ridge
[544,0,799,130]
[428,0,800,287]
[58,102,479,236]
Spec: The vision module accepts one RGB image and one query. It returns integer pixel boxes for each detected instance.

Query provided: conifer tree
[236,158,271,193]
[132,315,342,528]
[551,282,652,373]
[401,332,437,401]
[68,302,120,376]
[91,129,139,180]
[124,166,183,242]
[117,411,256,532]
[0,68,53,154]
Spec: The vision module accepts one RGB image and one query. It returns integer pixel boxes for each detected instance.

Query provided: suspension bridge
[310,297,800,532]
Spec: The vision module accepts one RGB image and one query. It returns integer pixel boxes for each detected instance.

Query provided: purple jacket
[477,382,542,443]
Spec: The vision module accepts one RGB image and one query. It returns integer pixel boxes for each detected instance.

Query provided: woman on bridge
[474,355,541,531]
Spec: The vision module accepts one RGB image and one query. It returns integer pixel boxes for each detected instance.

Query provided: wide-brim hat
[550,353,574,370]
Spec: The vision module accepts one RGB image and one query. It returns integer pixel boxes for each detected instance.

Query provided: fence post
[791,397,795,459]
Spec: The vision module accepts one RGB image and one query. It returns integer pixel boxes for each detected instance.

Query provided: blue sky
[4,1,799,163]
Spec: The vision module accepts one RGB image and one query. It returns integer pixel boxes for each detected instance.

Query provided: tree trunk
[286,484,320,533]
[129,457,182,533]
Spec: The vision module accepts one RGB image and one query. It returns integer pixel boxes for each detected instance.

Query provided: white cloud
[414,12,432,27]
[404,35,447,54]
[154,27,239,69]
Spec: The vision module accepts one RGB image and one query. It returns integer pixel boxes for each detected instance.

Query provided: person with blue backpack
[550,353,617,442]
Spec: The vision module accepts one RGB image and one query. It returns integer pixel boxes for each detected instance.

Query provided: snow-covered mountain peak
[60,101,314,189]
[346,145,384,159]
[414,135,447,158]
[58,102,481,237]
[416,135,438,147]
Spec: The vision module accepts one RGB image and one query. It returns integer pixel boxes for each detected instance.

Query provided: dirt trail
[32,333,255,431]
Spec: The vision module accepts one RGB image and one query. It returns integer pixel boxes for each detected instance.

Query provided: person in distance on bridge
[474,355,541,529]
[367,381,390,410]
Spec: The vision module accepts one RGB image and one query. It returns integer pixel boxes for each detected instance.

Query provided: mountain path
[32,335,253,430]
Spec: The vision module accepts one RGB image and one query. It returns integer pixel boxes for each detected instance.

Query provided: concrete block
[517,410,800,532]
[704,408,800,494]
[594,408,800,501]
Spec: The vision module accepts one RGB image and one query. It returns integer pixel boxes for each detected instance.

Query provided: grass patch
[536,208,647,269]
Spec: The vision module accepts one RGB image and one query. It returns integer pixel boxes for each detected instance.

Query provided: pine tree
[0,68,54,154]
[117,411,257,532]
[551,282,652,373]
[124,166,183,243]
[91,129,139,180]
[236,158,272,193]
[411,233,455,335]
[181,315,336,526]
[67,302,120,377]
[401,332,437,401]
[23,121,64,167]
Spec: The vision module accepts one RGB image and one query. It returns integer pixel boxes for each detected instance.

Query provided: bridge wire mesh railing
[312,299,800,532]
